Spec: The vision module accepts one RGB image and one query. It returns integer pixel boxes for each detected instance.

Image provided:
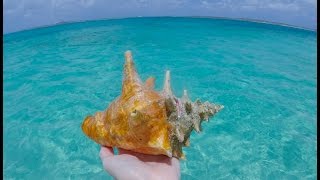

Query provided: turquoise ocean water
[4,17,317,179]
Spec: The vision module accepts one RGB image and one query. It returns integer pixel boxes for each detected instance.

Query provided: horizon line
[4,16,317,35]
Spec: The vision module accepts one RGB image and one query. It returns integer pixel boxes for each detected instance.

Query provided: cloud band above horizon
[4,0,317,34]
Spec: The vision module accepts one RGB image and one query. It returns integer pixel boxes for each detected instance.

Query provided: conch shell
[82,51,223,159]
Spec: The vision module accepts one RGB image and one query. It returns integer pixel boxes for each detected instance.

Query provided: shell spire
[145,77,155,89]
[122,50,143,95]
[163,70,173,96]
[183,90,188,98]
[182,90,190,102]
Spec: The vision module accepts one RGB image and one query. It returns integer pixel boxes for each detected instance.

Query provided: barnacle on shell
[82,51,223,159]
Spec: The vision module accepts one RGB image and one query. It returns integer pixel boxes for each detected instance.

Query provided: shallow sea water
[4,17,317,179]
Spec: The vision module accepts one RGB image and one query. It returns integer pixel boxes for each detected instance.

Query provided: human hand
[99,146,180,180]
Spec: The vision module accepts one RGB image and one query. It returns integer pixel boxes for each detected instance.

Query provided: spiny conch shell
[82,51,224,159]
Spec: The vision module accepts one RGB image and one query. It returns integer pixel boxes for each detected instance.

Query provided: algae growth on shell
[81,51,223,159]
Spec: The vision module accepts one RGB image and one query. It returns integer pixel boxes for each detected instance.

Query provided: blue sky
[4,0,317,34]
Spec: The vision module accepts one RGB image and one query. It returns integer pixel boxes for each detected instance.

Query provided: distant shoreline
[4,16,316,35]
[187,16,316,31]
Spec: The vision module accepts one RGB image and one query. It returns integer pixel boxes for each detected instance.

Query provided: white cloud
[302,0,316,5]
[267,2,300,11]
[4,0,24,14]
[80,0,96,8]
[241,5,256,11]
